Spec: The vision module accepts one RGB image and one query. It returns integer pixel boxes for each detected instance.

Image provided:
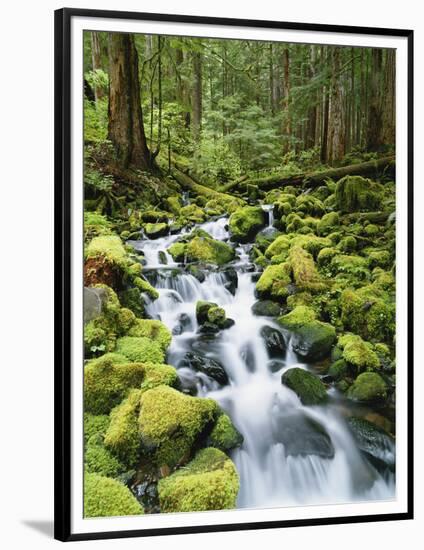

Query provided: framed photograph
[54,7,413,542]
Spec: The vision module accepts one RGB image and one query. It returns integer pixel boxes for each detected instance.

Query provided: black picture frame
[54,7,414,542]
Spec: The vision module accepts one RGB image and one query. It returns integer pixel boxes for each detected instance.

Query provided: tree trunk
[381,49,396,147]
[282,47,291,153]
[367,48,383,151]
[192,50,202,145]
[107,33,151,170]
[327,47,345,164]
[90,32,104,102]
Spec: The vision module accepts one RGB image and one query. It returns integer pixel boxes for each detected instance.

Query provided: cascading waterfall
[136,215,395,509]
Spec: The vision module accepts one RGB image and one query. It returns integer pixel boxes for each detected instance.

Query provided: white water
[137,216,395,509]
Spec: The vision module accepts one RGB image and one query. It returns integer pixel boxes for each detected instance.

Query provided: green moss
[229,206,265,242]
[340,287,395,343]
[339,236,357,253]
[86,235,129,268]
[330,254,370,279]
[185,235,235,265]
[119,288,144,318]
[285,213,305,233]
[290,235,332,257]
[338,334,380,371]
[85,440,125,478]
[141,209,170,223]
[317,247,339,267]
[335,175,384,213]
[133,277,159,300]
[141,363,179,392]
[84,413,110,444]
[180,204,206,223]
[127,319,172,352]
[347,372,388,402]
[165,196,182,215]
[364,224,380,236]
[281,367,328,405]
[265,235,291,260]
[196,300,217,324]
[367,249,392,269]
[289,246,325,292]
[158,448,239,513]
[84,473,143,518]
[115,336,165,364]
[138,386,219,468]
[256,263,292,301]
[104,389,142,466]
[328,359,349,381]
[144,222,169,239]
[84,356,146,415]
[168,242,186,262]
[278,306,316,331]
[208,414,243,451]
[286,292,314,310]
[84,321,109,355]
[207,306,226,326]
[295,194,325,217]
[290,320,336,361]
[84,212,112,242]
[317,212,340,236]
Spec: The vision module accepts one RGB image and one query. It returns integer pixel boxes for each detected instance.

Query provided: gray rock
[84,287,108,324]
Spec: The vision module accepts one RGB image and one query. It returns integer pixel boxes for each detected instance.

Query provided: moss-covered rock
[168,242,186,262]
[338,236,357,253]
[317,212,340,236]
[317,247,339,267]
[180,204,206,223]
[141,210,170,223]
[207,414,243,451]
[186,235,235,265]
[115,336,165,363]
[85,439,126,478]
[338,334,380,371]
[295,194,325,217]
[133,276,159,299]
[84,355,144,415]
[278,305,316,331]
[164,196,182,215]
[290,235,332,258]
[335,175,384,213]
[340,287,395,343]
[196,300,217,324]
[158,448,239,512]
[264,235,291,262]
[144,222,169,239]
[290,320,336,361]
[256,263,292,301]
[207,306,226,326]
[84,413,110,444]
[127,319,172,352]
[327,359,349,381]
[281,367,328,405]
[289,246,325,292]
[347,372,388,402]
[104,389,142,466]
[251,300,281,317]
[84,473,143,518]
[138,386,219,468]
[330,254,370,280]
[229,206,265,242]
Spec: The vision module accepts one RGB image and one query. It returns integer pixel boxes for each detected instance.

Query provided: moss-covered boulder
[281,367,328,405]
[144,222,169,239]
[169,235,234,266]
[338,334,380,371]
[290,235,332,258]
[180,204,206,223]
[339,236,357,253]
[251,300,281,317]
[84,355,177,415]
[327,359,349,381]
[207,413,243,451]
[158,448,239,512]
[288,246,325,292]
[229,206,265,243]
[347,417,395,471]
[84,473,143,518]
[290,320,336,361]
[138,386,219,468]
[264,235,291,262]
[141,210,170,223]
[127,319,172,352]
[256,263,291,301]
[330,254,370,280]
[164,196,182,215]
[196,300,217,324]
[347,372,388,402]
[168,242,186,262]
[317,212,340,236]
[84,235,131,289]
[335,175,384,213]
[115,336,165,363]
[340,287,395,343]
[295,194,325,217]
[278,306,316,331]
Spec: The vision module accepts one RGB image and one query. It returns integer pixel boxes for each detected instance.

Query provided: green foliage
[115,336,165,363]
[84,473,143,518]
[158,448,239,512]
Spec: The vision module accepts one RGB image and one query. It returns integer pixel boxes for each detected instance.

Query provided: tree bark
[282,47,291,153]
[107,33,151,170]
[327,47,345,164]
[192,50,202,145]
[381,49,396,147]
[367,48,383,151]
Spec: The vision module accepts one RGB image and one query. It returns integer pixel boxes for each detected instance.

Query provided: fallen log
[235,156,395,193]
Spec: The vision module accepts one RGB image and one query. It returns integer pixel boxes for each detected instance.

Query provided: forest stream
[129,207,395,509]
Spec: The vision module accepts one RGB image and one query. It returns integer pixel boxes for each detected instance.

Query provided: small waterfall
[137,215,395,510]
[261,204,274,228]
